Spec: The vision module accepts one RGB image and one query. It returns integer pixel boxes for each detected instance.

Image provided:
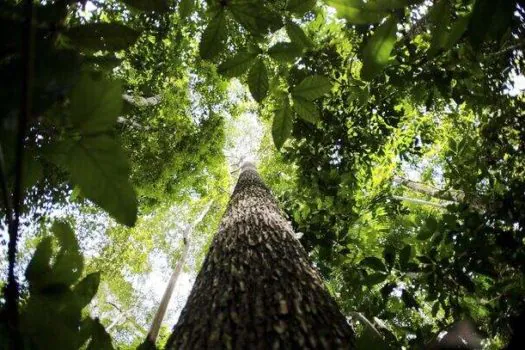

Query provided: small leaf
[325,0,387,24]
[248,59,269,102]
[73,272,101,309]
[361,15,398,81]
[286,0,316,17]
[69,72,122,134]
[286,22,313,48]
[292,75,332,100]
[428,0,451,56]
[272,99,293,150]
[199,11,227,59]
[121,0,169,12]
[178,0,195,19]
[65,135,138,226]
[218,51,257,77]
[360,257,387,272]
[268,42,303,62]
[292,97,320,123]
[364,273,387,286]
[431,302,440,317]
[66,23,140,51]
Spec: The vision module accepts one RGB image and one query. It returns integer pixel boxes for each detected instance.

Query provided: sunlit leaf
[286,22,314,48]
[325,0,387,24]
[218,51,257,77]
[199,11,227,59]
[248,59,269,102]
[65,135,138,226]
[69,72,122,134]
[292,97,320,123]
[268,42,303,62]
[292,75,332,100]
[361,15,398,81]
[229,0,282,35]
[272,99,293,150]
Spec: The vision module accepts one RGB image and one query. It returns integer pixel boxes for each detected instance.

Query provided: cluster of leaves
[1,222,111,349]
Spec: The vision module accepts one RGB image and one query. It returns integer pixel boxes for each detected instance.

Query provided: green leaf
[25,237,53,290]
[364,273,387,286]
[229,0,282,35]
[361,15,398,81]
[360,257,387,271]
[87,318,114,350]
[325,0,387,24]
[73,272,101,309]
[399,244,411,268]
[268,42,303,62]
[416,229,433,240]
[248,59,269,102]
[286,0,316,17]
[443,14,471,50]
[286,22,314,49]
[121,0,169,12]
[178,0,195,19]
[51,221,84,286]
[431,302,440,317]
[199,11,227,59]
[428,0,451,56]
[272,99,293,150]
[66,23,140,51]
[365,0,407,11]
[292,75,332,100]
[218,52,257,77]
[69,72,122,134]
[292,97,320,123]
[383,245,395,268]
[401,289,419,309]
[65,135,138,226]
[22,155,43,191]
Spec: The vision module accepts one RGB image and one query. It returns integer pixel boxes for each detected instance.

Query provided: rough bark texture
[166,163,354,349]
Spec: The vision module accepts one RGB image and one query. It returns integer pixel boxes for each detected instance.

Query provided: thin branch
[393,195,450,208]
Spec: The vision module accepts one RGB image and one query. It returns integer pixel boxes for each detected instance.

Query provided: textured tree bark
[166,162,354,349]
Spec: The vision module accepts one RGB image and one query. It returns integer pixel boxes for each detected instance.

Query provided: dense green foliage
[1,0,524,348]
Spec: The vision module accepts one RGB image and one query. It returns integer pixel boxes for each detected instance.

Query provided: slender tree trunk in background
[166,163,354,349]
[147,201,214,344]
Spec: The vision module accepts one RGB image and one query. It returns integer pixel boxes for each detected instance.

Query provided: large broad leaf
[51,221,84,286]
[66,23,140,51]
[286,0,316,17]
[443,14,471,50]
[364,273,387,286]
[69,73,122,134]
[292,75,332,100]
[229,0,282,35]
[361,15,398,81]
[87,318,114,350]
[365,0,407,11]
[73,272,101,309]
[268,42,303,62]
[399,244,411,268]
[360,257,387,272]
[178,0,195,19]
[272,99,293,150]
[66,135,138,226]
[286,22,313,48]
[199,11,227,59]
[25,237,53,291]
[121,0,169,12]
[325,0,387,24]
[428,0,451,56]
[217,51,257,77]
[292,97,320,123]
[248,59,269,102]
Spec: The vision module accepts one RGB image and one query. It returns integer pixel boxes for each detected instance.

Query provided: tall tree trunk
[147,201,214,344]
[166,162,354,349]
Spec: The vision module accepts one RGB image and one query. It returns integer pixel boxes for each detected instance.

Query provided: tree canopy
[1,0,524,349]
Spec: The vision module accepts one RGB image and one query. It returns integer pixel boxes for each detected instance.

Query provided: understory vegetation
[1,0,524,348]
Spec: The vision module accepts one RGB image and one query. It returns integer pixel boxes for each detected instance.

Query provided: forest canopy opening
[1,0,524,349]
